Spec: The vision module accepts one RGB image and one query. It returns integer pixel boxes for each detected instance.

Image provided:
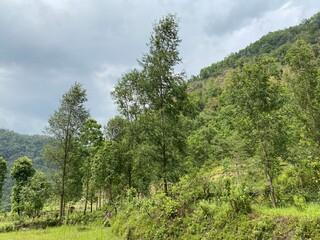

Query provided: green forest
[1,12,320,239]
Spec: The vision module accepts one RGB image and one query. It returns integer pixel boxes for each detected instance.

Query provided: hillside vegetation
[1,13,320,240]
[0,129,48,210]
[109,12,320,239]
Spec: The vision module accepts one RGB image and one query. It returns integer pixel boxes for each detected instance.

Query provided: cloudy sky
[1,0,319,135]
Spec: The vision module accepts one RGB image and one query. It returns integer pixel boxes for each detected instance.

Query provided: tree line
[1,13,320,221]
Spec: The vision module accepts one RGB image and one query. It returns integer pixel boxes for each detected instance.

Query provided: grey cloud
[204,0,288,36]
[0,0,319,134]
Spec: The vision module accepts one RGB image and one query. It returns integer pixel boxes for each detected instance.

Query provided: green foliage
[0,130,47,210]
[137,15,190,195]
[198,12,320,80]
[0,157,6,205]
[295,217,320,239]
[228,185,252,214]
[10,157,35,183]
[223,56,287,207]
[65,211,103,225]
[10,157,36,216]
[0,224,118,240]
[44,82,90,219]
[111,165,320,239]
[20,171,51,217]
[5,12,320,240]
[76,118,104,214]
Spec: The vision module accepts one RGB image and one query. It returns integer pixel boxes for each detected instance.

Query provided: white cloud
[85,63,132,127]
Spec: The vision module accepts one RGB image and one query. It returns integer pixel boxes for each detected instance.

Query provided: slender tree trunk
[60,132,70,221]
[266,170,276,208]
[128,163,132,189]
[109,179,113,202]
[60,158,67,220]
[162,143,168,196]
[260,138,277,208]
[83,179,89,215]
[99,190,102,209]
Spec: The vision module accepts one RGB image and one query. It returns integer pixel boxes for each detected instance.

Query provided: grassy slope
[0,225,121,240]
[109,163,320,239]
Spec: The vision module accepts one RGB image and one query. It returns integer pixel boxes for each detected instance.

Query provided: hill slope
[110,12,320,239]
[0,129,48,210]
[197,12,320,81]
[187,12,320,129]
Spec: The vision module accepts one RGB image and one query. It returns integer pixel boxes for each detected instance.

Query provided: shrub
[228,184,252,214]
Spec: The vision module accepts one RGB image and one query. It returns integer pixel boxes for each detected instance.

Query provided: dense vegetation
[0,129,48,211]
[1,13,320,239]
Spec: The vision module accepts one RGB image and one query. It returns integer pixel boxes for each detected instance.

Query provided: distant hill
[0,128,48,210]
[188,12,320,114]
[196,12,320,81]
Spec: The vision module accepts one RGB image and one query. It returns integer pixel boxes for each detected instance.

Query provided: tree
[20,171,50,218]
[105,116,130,189]
[10,156,35,215]
[285,40,320,146]
[0,157,6,206]
[110,15,190,195]
[285,40,320,194]
[225,56,287,207]
[112,69,144,121]
[78,118,103,214]
[92,139,119,204]
[112,70,144,191]
[139,14,189,195]
[44,82,89,220]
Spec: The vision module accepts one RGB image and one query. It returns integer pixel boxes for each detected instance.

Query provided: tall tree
[112,70,144,190]
[285,40,320,146]
[10,156,35,215]
[0,156,7,206]
[139,14,189,195]
[225,56,287,207]
[92,139,119,204]
[44,82,89,220]
[78,118,103,214]
[285,40,320,191]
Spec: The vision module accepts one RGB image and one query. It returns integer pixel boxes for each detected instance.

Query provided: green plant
[228,185,252,214]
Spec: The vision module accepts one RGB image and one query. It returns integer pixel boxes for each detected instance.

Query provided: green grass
[0,225,122,240]
[256,203,320,218]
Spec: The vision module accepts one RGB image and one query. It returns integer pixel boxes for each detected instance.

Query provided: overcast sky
[1,0,319,135]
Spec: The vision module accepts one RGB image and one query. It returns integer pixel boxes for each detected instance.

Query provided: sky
[1,0,320,135]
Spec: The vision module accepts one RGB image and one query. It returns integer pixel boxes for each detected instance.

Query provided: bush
[228,185,252,214]
[65,211,103,225]
[295,217,320,239]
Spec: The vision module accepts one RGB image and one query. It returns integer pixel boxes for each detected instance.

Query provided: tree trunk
[266,170,276,208]
[98,190,101,209]
[60,133,70,221]
[261,143,277,208]
[109,179,113,202]
[162,143,168,196]
[60,159,66,220]
[83,180,89,215]
[128,163,132,189]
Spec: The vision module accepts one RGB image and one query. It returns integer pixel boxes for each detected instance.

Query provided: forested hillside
[197,12,320,81]
[1,12,320,240]
[110,13,320,239]
[0,129,48,210]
